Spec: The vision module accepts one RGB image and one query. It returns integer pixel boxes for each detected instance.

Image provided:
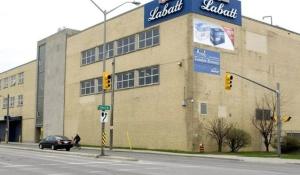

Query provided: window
[97,78,103,93]
[139,66,159,86]
[0,79,2,90]
[81,48,96,65]
[255,109,271,120]
[117,71,134,89]
[9,96,15,108]
[117,35,135,55]
[18,72,24,84]
[10,75,16,86]
[99,41,114,60]
[200,103,208,115]
[3,78,8,88]
[139,27,159,49]
[80,79,95,95]
[2,98,8,108]
[18,95,23,106]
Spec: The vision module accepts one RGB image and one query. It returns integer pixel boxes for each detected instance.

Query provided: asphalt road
[0,147,299,175]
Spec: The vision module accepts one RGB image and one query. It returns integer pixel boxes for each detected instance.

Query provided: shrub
[273,136,300,153]
[226,128,251,152]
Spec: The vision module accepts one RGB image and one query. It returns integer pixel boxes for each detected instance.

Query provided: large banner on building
[194,48,220,75]
[193,18,235,50]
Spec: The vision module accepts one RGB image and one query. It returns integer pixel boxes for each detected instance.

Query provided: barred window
[99,42,114,60]
[3,78,8,88]
[10,75,16,86]
[80,79,95,95]
[139,66,159,86]
[81,48,96,65]
[255,109,271,120]
[10,96,15,108]
[3,98,8,108]
[18,72,24,84]
[117,71,134,89]
[18,95,23,106]
[200,103,208,115]
[117,35,135,55]
[139,27,159,49]
[97,78,103,93]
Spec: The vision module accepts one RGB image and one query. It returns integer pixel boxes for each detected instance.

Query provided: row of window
[0,72,24,90]
[81,27,160,66]
[2,95,23,108]
[80,66,159,96]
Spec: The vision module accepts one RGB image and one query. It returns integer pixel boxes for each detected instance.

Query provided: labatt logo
[149,0,183,21]
[201,0,238,19]
[159,0,169,4]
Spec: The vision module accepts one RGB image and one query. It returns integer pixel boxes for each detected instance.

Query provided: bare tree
[252,95,276,152]
[206,118,232,152]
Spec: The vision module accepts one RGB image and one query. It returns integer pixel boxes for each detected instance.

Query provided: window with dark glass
[117,71,134,89]
[81,48,96,65]
[80,79,95,95]
[255,109,271,120]
[117,35,135,55]
[99,41,114,60]
[97,78,103,92]
[138,66,159,86]
[139,27,159,49]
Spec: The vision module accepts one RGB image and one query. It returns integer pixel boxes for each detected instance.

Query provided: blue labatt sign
[144,0,242,28]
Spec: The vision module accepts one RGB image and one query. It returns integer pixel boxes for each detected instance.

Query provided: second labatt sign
[144,0,242,28]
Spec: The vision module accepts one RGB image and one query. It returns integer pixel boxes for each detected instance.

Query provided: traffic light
[225,73,233,90]
[102,72,112,90]
[271,115,292,122]
[282,115,292,122]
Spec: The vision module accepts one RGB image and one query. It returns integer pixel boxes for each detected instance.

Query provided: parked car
[39,135,73,151]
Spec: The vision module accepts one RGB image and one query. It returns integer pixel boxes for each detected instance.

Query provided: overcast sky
[0,0,299,72]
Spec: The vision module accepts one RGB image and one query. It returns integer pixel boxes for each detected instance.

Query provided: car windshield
[55,136,69,140]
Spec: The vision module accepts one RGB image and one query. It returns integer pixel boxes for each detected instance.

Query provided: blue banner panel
[194,48,220,75]
[192,0,242,26]
[144,0,190,28]
[144,0,242,28]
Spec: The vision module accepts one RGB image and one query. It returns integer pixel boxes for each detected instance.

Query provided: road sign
[100,111,109,123]
[98,105,111,111]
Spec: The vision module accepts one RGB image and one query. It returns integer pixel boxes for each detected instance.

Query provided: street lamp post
[1,94,10,143]
[89,0,141,156]
[263,16,273,25]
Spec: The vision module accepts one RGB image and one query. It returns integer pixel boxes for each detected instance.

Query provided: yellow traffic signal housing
[272,115,292,122]
[102,72,112,90]
[225,73,233,90]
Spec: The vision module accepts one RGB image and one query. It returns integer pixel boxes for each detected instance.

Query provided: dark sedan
[39,135,73,151]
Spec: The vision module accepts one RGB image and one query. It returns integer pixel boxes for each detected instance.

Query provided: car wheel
[51,145,56,150]
[39,144,43,149]
[66,148,70,151]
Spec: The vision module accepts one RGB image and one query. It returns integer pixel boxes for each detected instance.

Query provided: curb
[0,144,137,161]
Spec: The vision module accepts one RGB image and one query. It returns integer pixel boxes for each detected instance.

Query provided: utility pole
[5,94,10,143]
[227,72,281,157]
[89,0,141,157]
[276,83,281,157]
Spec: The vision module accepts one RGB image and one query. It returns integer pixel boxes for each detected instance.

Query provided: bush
[273,136,300,153]
[226,128,251,152]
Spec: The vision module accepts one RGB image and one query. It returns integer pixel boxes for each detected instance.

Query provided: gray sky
[0,0,299,72]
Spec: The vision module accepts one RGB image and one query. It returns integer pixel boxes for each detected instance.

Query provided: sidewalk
[1,142,300,164]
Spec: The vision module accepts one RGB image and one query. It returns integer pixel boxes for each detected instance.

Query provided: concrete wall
[0,61,37,142]
[38,29,78,137]
[63,5,300,152]
[189,14,300,152]
[65,7,189,150]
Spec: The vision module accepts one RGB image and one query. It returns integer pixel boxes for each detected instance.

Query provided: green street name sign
[98,105,111,111]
